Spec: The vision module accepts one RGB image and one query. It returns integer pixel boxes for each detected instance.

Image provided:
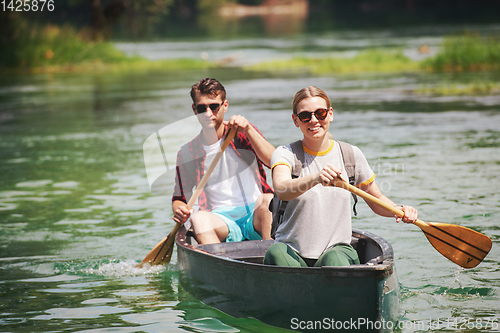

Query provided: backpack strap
[337,140,358,216]
[289,140,304,178]
[269,140,303,239]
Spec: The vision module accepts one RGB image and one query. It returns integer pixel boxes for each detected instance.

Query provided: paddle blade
[140,232,175,265]
[141,223,182,265]
[414,221,492,268]
[140,235,170,265]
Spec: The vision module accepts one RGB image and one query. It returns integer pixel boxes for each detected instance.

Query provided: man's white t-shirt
[203,139,262,210]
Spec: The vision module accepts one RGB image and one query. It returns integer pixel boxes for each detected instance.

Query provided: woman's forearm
[273,172,319,201]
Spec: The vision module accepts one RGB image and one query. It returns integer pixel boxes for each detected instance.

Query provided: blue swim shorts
[211,203,261,242]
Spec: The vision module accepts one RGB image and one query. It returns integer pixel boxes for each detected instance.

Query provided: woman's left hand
[396,205,418,223]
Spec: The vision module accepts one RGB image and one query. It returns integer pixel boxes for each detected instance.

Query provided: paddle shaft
[186,129,236,210]
[167,130,236,232]
[141,130,236,264]
[330,177,424,223]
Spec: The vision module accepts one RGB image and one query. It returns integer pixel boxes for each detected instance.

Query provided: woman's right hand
[318,164,342,186]
[173,205,193,224]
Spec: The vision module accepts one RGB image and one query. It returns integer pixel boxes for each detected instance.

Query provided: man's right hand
[173,205,193,224]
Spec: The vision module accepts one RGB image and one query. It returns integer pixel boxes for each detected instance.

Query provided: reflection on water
[1,25,500,332]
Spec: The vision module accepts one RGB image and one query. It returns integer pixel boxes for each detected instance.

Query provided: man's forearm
[172,199,187,213]
[246,125,275,167]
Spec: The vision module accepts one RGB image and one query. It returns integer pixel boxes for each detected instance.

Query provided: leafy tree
[87,0,174,40]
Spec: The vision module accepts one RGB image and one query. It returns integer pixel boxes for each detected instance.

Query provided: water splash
[54,259,168,278]
[82,260,167,277]
[434,268,493,297]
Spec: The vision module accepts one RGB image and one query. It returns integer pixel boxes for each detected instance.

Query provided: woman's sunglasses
[296,108,329,123]
[196,103,222,114]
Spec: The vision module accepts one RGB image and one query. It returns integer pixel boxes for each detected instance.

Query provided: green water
[1,27,500,332]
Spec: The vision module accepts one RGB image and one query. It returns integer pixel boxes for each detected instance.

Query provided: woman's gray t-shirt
[270,140,375,259]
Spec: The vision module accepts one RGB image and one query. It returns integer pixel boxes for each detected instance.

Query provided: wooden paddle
[330,177,492,269]
[140,129,236,266]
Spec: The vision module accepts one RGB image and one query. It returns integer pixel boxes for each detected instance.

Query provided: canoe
[176,226,400,332]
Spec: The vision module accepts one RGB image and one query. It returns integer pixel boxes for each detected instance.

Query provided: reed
[422,33,500,72]
[415,81,500,96]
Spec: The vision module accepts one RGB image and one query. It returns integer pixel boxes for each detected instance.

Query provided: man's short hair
[190,78,226,103]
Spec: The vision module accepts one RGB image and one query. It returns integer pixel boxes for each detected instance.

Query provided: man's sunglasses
[195,103,222,114]
[296,108,329,123]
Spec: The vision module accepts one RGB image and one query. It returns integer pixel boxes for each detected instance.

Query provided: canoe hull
[176,227,399,331]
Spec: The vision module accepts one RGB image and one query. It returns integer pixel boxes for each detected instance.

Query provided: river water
[1,24,500,332]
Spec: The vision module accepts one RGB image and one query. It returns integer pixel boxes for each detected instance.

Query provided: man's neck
[200,125,225,146]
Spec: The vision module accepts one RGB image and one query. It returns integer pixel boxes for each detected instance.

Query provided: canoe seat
[197,239,274,264]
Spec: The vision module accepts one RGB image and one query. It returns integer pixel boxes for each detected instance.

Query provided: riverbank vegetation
[0,24,211,74]
[2,18,499,100]
[245,33,500,76]
[415,81,500,96]
[245,49,419,74]
[422,34,500,72]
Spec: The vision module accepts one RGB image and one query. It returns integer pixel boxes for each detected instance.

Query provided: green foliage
[246,32,500,76]
[245,49,419,74]
[422,33,500,72]
[3,21,500,78]
[118,0,175,39]
[237,0,265,5]
[415,81,500,96]
[0,23,212,73]
[1,24,128,68]
[198,0,234,12]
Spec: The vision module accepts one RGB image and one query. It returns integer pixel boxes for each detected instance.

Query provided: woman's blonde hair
[292,86,332,114]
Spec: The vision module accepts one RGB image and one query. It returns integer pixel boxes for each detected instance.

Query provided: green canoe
[176,226,399,332]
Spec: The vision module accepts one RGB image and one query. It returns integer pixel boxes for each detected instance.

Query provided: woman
[264,86,417,267]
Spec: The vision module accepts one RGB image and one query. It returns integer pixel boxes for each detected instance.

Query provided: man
[172,78,275,244]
